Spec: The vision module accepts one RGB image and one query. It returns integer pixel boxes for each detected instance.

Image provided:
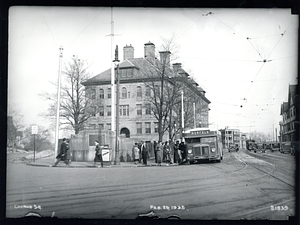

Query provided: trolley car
[183,128,223,163]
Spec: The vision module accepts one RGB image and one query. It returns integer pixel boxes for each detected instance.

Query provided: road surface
[6,148,296,220]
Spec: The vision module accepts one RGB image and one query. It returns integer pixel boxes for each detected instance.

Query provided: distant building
[82,41,210,142]
[219,128,241,149]
[280,84,298,143]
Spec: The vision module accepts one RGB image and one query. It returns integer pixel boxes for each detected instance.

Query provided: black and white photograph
[5,4,299,223]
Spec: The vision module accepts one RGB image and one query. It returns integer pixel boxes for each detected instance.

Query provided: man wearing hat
[52,138,71,167]
[93,140,103,168]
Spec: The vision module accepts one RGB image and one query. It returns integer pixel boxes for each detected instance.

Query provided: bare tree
[21,125,53,151]
[138,36,209,141]
[41,57,94,134]
[137,36,197,141]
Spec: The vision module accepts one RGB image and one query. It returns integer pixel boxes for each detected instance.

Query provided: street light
[113,45,120,165]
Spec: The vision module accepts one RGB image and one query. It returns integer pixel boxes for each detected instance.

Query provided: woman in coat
[156,141,162,166]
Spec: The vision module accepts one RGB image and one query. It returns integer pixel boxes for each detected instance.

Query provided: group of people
[53,138,187,167]
[132,140,187,166]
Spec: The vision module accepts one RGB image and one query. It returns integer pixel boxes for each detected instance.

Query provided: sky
[8,6,298,139]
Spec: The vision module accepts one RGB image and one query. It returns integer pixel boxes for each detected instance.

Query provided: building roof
[82,55,210,104]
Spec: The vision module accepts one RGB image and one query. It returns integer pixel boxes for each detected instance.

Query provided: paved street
[6,148,296,220]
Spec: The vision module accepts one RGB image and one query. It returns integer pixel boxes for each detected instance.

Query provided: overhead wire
[38,7,59,47]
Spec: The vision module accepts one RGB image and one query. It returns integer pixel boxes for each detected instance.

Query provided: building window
[122,87,127,99]
[99,124,104,130]
[99,106,104,116]
[146,86,151,97]
[120,105,129,116]
[107,123,111,131]
[154,122,158,133]
[108,88,111,99]
[89,124,95,130]
[99,89,104,99]
[137,122,142,134]
[137,86,142,98]
[91,106,96,116]
[145,103,151,115]
[137,104,142,116]
[145,122,151,134]
[88,88,96,99]
[107,105,111,116]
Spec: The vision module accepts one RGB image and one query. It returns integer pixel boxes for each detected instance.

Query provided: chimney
[172,63,182,74]
[144,41,155,60]
[123,44,134,60]
[159,51,171,67]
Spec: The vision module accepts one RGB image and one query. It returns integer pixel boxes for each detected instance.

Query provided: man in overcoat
[52,138,71,167]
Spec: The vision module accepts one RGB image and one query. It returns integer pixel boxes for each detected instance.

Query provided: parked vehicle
[228,143,239,152]
[246,140,256,152]
[270,142,280,152]
[263,143,271,151]
[280,142,293,154]
[256,143,265,153]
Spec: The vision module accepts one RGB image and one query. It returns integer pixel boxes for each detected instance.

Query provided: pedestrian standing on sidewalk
[156,141,162,166]
[132,143,139,165]
[52,138,71,167]
[138,141,142,163]
[93,140,103,168]
[164,141,171,166]
[174,140,180,163]
[153,141,157,163]
[141,141,148,166]
[179,140,187,163]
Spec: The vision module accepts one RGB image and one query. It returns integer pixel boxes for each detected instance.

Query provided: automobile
[248,143,257,153]
[280,142,292,154]
[270,142,280,152]
[256,143,265,153]
[228,143,238,152]
[263,143,271,151]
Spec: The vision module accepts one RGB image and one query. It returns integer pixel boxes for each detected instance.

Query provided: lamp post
[114,45,120,165]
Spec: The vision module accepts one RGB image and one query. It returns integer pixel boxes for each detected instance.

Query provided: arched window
[137,86,142,98]
[122,87,127,99]
[107,88,111,99]
[145,86,151,97]
[99,89,104,99]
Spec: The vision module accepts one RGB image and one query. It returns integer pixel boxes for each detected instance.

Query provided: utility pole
[181,91,184,136]
[54,46,63,162]
[114,45,120,165]
[110,7,115,133]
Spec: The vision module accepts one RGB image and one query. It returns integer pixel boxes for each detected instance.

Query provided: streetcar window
[185,137,216,144]
[200,137,216,143]
[186,138,200,143]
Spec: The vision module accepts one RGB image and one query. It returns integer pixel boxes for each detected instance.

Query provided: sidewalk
[28,155,180,168]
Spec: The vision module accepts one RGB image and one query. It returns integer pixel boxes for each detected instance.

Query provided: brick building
[280,84,298,142]
[82,41,210,142]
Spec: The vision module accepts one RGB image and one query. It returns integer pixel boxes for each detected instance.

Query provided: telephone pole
[54,46,63,161]
[114,45,120,165]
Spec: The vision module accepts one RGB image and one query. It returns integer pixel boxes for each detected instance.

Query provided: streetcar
[183,128,223,163]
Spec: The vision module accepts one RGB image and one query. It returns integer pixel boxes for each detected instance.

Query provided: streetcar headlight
[211,148,216,152]
[188,149,192,154]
